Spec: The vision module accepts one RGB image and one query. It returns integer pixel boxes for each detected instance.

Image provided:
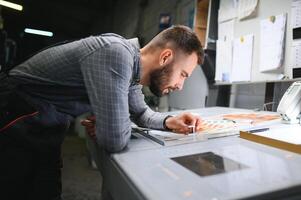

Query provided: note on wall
[231,34,254,82]
[218,0,238,23]
[237,0,259,20]
[292,0,301,29]
[259,13,286,72]
[218,19,235,41]
[215,20,235,82]
[291,39,301,68]
[215,39,233,82]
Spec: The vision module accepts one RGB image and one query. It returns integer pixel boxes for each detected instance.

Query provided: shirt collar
[127,38,141,84]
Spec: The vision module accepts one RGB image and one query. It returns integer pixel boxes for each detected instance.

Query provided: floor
[61,134,102,200]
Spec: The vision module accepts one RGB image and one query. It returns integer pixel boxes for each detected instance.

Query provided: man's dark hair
[150,25,204,65]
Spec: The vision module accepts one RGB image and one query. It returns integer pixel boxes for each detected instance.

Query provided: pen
[188,125,195,133]
[248,127,269,133]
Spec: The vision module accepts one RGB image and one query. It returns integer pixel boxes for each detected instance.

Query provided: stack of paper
[254,125,301,145]
[240,123,301,155]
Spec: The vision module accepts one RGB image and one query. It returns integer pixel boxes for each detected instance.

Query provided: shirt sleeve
[80,43,132,153]
[128,84,168,129]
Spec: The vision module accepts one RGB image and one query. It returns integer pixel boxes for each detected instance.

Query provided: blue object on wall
[159,13,171,32]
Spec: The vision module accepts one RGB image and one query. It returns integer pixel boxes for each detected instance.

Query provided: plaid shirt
[10,34,167,152]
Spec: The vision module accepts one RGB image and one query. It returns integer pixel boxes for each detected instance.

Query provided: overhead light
[0,0,23,11]
[24,28,54,37]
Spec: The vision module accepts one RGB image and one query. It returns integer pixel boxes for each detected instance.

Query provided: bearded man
[0,25,204,200]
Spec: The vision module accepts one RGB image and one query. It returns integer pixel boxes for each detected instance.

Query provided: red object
[0,111,39,132]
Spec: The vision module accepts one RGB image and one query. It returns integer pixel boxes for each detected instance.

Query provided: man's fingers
[87,115,96,121]
[169,113,203,134]
[175,123,192,134]
[79,116,96,140]
[81,119,89,125]
[81,115,96,126]
[185,114,204,130]
[183,112,194,120]
[177,121,190,130]
[81,119,94,126]
[182,113,199,126]
[195,118,203,131]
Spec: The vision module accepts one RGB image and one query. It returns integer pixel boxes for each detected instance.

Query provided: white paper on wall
[237,0,258,20]
[292,0,301,29]
[218,0,238,23]
[231,34,254,82]
[218,19,235,41]
[215,39,233,82]
[291,39,301,68]
[259,13,286,72]
[216,20,235,82]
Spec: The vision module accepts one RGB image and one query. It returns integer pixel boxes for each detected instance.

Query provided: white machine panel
[114,136,301,200]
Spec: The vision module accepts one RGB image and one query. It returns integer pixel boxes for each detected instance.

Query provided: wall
[229,81,296,111]
[272,82,293,111]
[111,0,188,41]
[169,66,208,110]
[230,84,266,110]
[219,0,295,111]
[168,0,209,110]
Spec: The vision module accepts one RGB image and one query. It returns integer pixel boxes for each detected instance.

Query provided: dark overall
[0,72,89,200]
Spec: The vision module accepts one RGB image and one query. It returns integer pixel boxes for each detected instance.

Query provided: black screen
[171,152,247,177]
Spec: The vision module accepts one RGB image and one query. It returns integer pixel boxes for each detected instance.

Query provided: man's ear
[159,49,173,66]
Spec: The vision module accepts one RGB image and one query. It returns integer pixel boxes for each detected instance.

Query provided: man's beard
[149,63,173,97]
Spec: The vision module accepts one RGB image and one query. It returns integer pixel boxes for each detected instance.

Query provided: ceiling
[2,0,115,39]
[0,0,116,60]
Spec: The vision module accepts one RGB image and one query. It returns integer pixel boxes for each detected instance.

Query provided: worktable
[87,107,301,200]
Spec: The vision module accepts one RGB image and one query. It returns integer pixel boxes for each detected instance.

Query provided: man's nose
[175,80,184,90]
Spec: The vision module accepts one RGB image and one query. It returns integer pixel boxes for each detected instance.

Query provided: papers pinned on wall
[237,0,259,20]
[259,13,287,72]
[216,34,254,83]
[231,34,254,82]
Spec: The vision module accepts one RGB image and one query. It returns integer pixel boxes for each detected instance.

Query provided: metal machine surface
[91,107,301,200]
[113,136,301,200]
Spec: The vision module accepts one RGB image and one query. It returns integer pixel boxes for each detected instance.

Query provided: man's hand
[165,113,203,134]
[81,115,96,140]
